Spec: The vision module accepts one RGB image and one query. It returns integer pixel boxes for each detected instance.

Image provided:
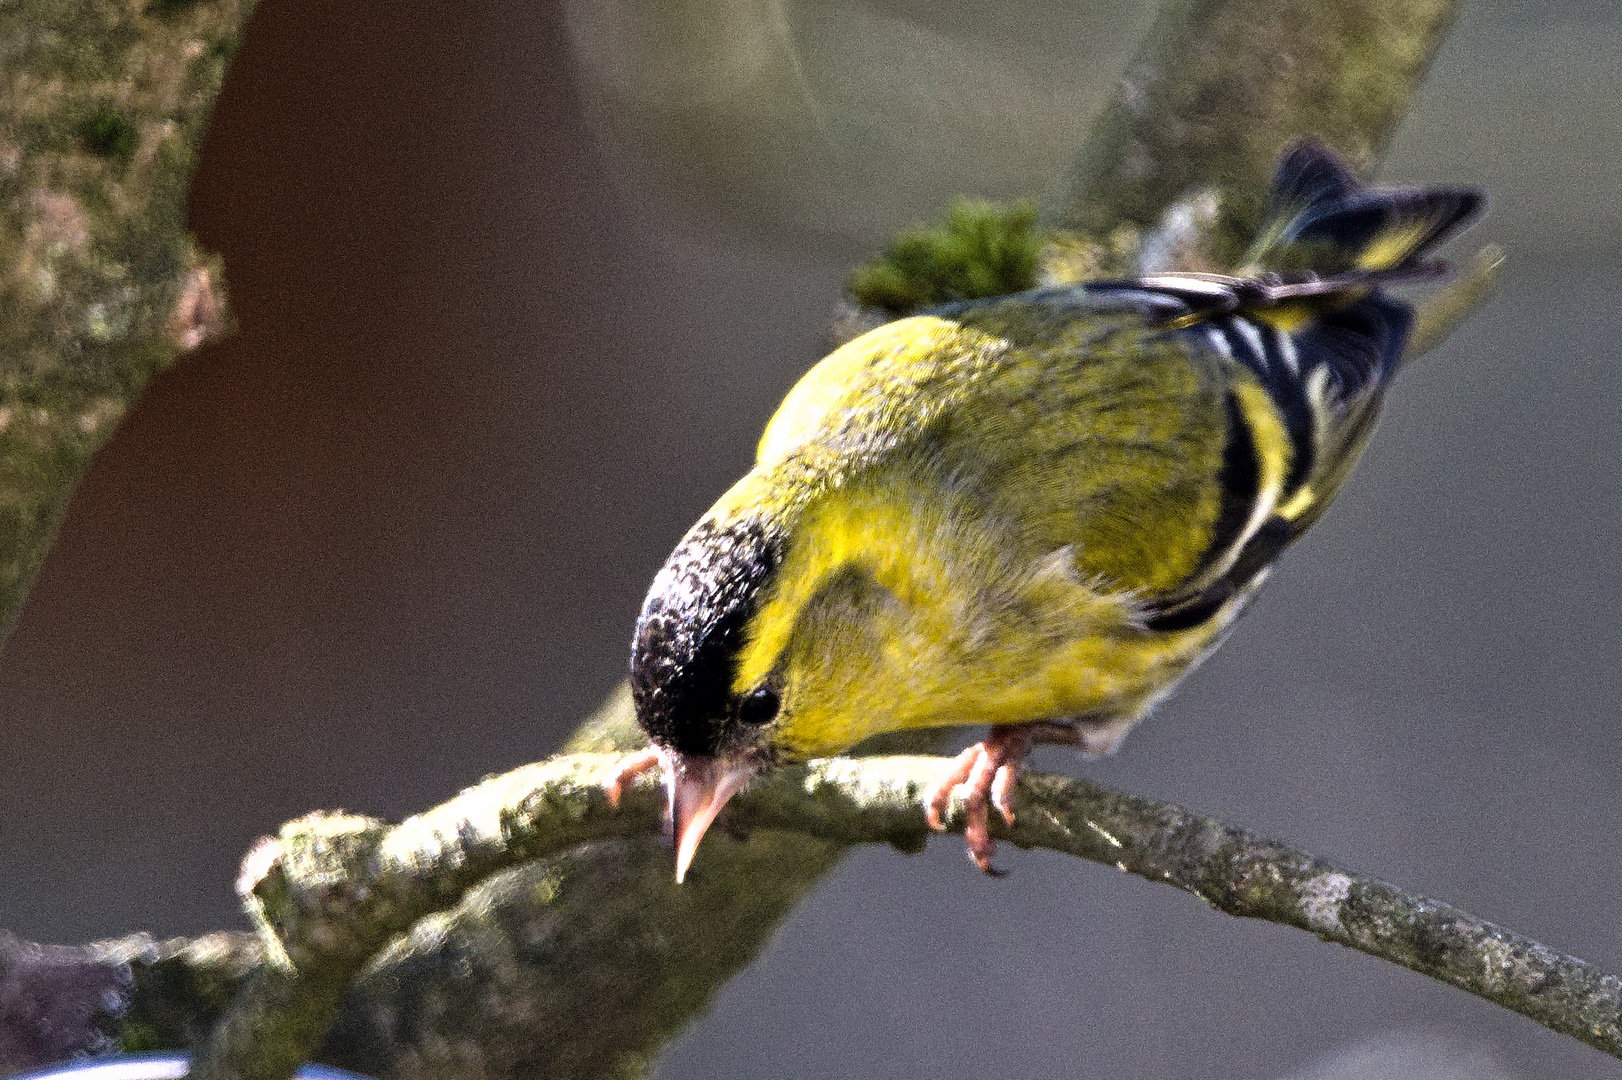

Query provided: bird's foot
[923,725,1035,875]
[605,747,664,808]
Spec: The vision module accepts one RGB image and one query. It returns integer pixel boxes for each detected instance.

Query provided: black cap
[630,517,783,757]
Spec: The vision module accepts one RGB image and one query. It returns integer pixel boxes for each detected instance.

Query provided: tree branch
[134,751,1622,1076]
[0,0,250,640]
[1406,244,1506,361]
[1048,0,1460,270]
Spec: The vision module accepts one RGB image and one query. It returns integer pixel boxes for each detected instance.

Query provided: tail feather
[1265,140,1361,215]
[1244,140,1485,276]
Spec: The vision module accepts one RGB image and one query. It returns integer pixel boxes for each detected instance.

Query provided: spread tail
[1242,140,1485,278]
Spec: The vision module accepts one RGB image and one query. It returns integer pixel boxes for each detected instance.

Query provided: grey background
[0,1,1618,1078]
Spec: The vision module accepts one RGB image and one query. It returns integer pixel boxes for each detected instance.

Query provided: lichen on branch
[188,751,1622,1079]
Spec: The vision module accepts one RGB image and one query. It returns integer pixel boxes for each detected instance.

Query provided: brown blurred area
[0,0,847,932]
[2,1,1621,1078]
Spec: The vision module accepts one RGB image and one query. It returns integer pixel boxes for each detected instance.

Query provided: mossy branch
[0,0,248,640]
[43,750,1622,1078]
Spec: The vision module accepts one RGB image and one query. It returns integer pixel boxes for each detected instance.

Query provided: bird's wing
[755,287,1245,600]
[755,279,1408,611]
[1103,280,1415,627]
[917,287,1246,600]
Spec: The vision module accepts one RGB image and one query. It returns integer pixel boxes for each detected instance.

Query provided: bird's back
[668,141,1482,756]
[757,286,1275,601]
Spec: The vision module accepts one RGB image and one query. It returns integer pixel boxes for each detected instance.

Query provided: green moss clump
[848,199,1043,317]
[80,109,138,160]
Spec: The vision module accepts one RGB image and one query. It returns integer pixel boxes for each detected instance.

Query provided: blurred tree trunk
[0,0,244,641]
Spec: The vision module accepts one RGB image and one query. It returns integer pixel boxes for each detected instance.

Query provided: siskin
[613,141,1483,880]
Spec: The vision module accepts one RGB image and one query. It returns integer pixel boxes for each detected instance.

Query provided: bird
[610,140,1484,881]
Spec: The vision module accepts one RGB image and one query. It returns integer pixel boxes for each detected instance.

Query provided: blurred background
[1,0,1619,1077]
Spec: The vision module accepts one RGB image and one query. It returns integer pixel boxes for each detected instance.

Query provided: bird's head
[631,467,961,880]
[630,504,792,883]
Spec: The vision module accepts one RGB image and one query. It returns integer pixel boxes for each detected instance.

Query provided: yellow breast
[736,475,1236,761]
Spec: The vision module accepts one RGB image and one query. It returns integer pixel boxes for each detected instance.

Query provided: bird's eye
[736,687,781,727]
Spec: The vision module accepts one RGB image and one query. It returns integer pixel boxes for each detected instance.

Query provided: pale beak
[668,754,758,884]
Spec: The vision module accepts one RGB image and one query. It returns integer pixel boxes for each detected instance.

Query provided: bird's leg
[605,747,664,809]
[923,725,1035,875]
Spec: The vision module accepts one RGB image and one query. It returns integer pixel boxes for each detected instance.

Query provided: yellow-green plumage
[722,304,1255,758]
[628,142,1483,863]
